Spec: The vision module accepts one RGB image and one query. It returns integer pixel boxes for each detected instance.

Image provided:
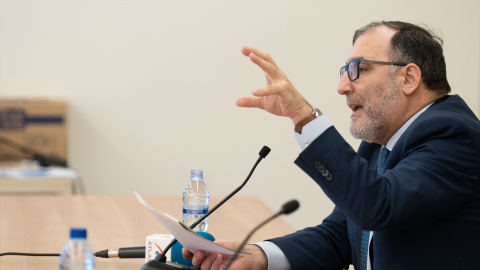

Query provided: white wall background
[1,0,479,231]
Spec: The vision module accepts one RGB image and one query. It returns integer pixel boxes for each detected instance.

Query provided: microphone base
[140,260,199,270]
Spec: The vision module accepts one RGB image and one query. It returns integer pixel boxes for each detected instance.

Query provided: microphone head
[259,146,271,158]
[171,231,215,266]
[280,199,300,215]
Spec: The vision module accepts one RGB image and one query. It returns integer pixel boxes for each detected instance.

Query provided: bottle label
[182,208,208,215]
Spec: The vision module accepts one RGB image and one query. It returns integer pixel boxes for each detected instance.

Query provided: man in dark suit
[184,21,480,270]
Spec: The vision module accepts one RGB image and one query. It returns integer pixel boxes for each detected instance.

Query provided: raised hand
[236,46,313,126]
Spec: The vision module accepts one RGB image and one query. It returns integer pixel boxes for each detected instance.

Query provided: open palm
[236,46,312,125]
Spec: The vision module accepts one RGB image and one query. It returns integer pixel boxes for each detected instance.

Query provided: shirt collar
[385,102,434,151]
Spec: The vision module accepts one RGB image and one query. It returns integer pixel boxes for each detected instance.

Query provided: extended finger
[252,83,286,98]
[236,96,264,109]
[240,46,252,57]
[211,254,223,270]
[242,46,277,66]
[248,53,283,81]
[182,248,193,260]
[200,252,219,270]
[191,250,206,268]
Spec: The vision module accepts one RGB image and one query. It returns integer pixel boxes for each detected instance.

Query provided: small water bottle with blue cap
[58,227,95,270]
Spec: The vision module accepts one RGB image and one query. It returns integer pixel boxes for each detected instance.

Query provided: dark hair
[353,21,451,93]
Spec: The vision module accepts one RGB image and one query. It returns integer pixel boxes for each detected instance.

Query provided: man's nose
[337,73,354,95]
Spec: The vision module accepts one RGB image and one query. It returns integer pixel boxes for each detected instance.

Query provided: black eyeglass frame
[340,59,407,81]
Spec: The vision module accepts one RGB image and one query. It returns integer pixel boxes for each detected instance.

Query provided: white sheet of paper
[134,191,248,256]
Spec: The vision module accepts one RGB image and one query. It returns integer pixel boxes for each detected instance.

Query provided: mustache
[346,96,364,106]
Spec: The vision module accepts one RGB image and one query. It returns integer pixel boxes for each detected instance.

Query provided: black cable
[0,135,67,167]
[0,252,60,257]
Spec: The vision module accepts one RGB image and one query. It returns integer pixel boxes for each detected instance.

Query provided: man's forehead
[346,26,396,62]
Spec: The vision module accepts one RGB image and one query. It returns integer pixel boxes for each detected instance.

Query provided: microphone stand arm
[224,212,281,270]
[156,155,264,263]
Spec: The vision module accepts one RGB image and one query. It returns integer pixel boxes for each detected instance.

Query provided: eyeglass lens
[340,61,359,81]
[348,61,358,81]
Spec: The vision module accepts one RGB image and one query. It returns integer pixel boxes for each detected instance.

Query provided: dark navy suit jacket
[269,95,480,269]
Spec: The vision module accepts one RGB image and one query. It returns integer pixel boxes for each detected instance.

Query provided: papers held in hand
[134,191,249,256]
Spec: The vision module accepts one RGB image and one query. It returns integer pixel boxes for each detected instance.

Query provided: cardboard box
[0,98,67,163]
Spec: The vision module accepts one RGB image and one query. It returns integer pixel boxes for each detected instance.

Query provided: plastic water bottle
[59,227,95,270]
[182,169,209,232]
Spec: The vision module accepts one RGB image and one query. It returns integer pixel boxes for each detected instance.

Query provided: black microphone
[224,199,300,270]
[94,246,145,258]
[94,232,213,260]
[139,146,271,270]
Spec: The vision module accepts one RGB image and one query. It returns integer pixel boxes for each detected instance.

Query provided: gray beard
[350,113,384,143]
[349,76,399,143]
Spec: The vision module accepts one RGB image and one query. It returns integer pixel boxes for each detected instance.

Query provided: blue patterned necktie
[376,147,390,175]
[359,147,390,270]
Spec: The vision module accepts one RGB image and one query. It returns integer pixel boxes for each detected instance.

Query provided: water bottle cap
[190,169,203,179]
[69,227,87,239]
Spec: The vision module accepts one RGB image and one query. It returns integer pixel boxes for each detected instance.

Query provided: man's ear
[402,63,422,95]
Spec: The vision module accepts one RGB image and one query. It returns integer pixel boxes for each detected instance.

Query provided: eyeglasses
[340,59,407,81]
